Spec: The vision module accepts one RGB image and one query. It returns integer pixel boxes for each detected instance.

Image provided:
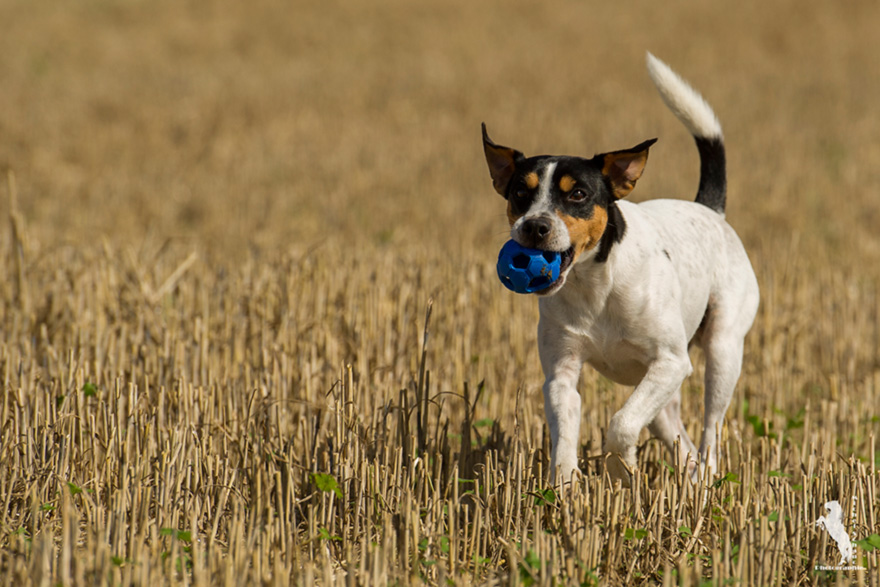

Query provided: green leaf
[317,527,341,541]
[56,395,65,409]
[580,567,601,587]
[311,473,343,499]
[111,556,126,567]
[82,382,98,398]
[712,472,741,489]
[159,528,192,542]
[746,414,776,439]
[786,410,805,430]
[40,503,55,511]
[523,548,540,569]
[768,470,790,478]
[660,459,674,474]
[473,553,491,565]
[854,534,880,552]
[768,511,779,522]
[474,418,494,428]
[679,525,693,537]
[67,482,83,496]
[440,536,450,553]
[175,555,192,573]
[531,488,557,507]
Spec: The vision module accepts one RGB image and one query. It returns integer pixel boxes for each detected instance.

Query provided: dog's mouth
[558,246,575,274]
[535,246,575,296]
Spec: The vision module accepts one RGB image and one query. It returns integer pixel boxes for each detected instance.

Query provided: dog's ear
[601,138,657,199]
[482,123,523,197]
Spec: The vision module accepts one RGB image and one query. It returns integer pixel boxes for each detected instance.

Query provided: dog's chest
[542,299,653,386]
[574,318,650,386]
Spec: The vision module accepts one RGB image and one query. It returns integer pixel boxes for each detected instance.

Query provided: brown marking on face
[524,172,539,190]
[559,175,576,193]
[556,205,608,259]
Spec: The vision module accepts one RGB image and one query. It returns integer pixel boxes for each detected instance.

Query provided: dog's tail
[646,52,726,215]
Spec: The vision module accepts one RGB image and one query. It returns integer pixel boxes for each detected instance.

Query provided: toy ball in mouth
[496,240,561,294]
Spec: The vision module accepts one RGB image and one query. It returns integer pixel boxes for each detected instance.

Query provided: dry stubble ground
[1,0,880,584]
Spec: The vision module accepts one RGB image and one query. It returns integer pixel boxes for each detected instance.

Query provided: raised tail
[646,52,726,215]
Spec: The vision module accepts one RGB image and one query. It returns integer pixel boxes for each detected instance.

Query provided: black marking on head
[505,155,623,252]
[483,132,650,262]
[663,249,671,260]
[545,158,614,219]
[503,156,556,222]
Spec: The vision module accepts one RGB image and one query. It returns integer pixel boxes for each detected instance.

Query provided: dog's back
[612,198,757,344]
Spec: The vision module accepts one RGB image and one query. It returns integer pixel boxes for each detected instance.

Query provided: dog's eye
[568,188,588,202]
[513,188,529,199]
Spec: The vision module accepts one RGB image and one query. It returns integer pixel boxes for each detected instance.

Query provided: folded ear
[601,138,658,199]
[482,123,523,197]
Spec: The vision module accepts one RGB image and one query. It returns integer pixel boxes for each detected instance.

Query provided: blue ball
[496,240,562,294]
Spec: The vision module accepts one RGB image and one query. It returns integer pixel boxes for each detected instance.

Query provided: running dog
[482,53,759,484]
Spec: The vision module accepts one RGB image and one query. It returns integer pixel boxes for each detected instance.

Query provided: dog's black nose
[522,217,552,243]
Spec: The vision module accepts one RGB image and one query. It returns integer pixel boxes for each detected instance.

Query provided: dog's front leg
[538,322,583,482]
[604,349,692,485]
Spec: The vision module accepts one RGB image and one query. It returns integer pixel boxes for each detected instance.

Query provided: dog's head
[483,123,656,294]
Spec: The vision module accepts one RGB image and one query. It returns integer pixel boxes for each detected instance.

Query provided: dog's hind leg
[698,330,745,476]
[648,386,699,474]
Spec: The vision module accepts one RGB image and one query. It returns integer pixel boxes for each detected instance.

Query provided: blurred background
[1,3,879,582]
[1,0,878,268]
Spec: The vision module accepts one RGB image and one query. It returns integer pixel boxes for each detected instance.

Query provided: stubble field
[1,0,880,584]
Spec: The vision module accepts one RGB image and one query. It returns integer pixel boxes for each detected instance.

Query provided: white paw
[550,457,580,482]
[605,453,634,487]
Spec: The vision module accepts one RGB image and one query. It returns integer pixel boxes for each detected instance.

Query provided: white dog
[482,53,759,483]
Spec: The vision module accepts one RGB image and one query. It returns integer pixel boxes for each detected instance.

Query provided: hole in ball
[512,254,531,270]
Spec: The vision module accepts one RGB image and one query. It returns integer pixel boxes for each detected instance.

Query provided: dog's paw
[549,458,581,484]
[605,453,634,488]
[686,455,700,483]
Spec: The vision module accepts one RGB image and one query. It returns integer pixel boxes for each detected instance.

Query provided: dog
[482,53,759,484]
